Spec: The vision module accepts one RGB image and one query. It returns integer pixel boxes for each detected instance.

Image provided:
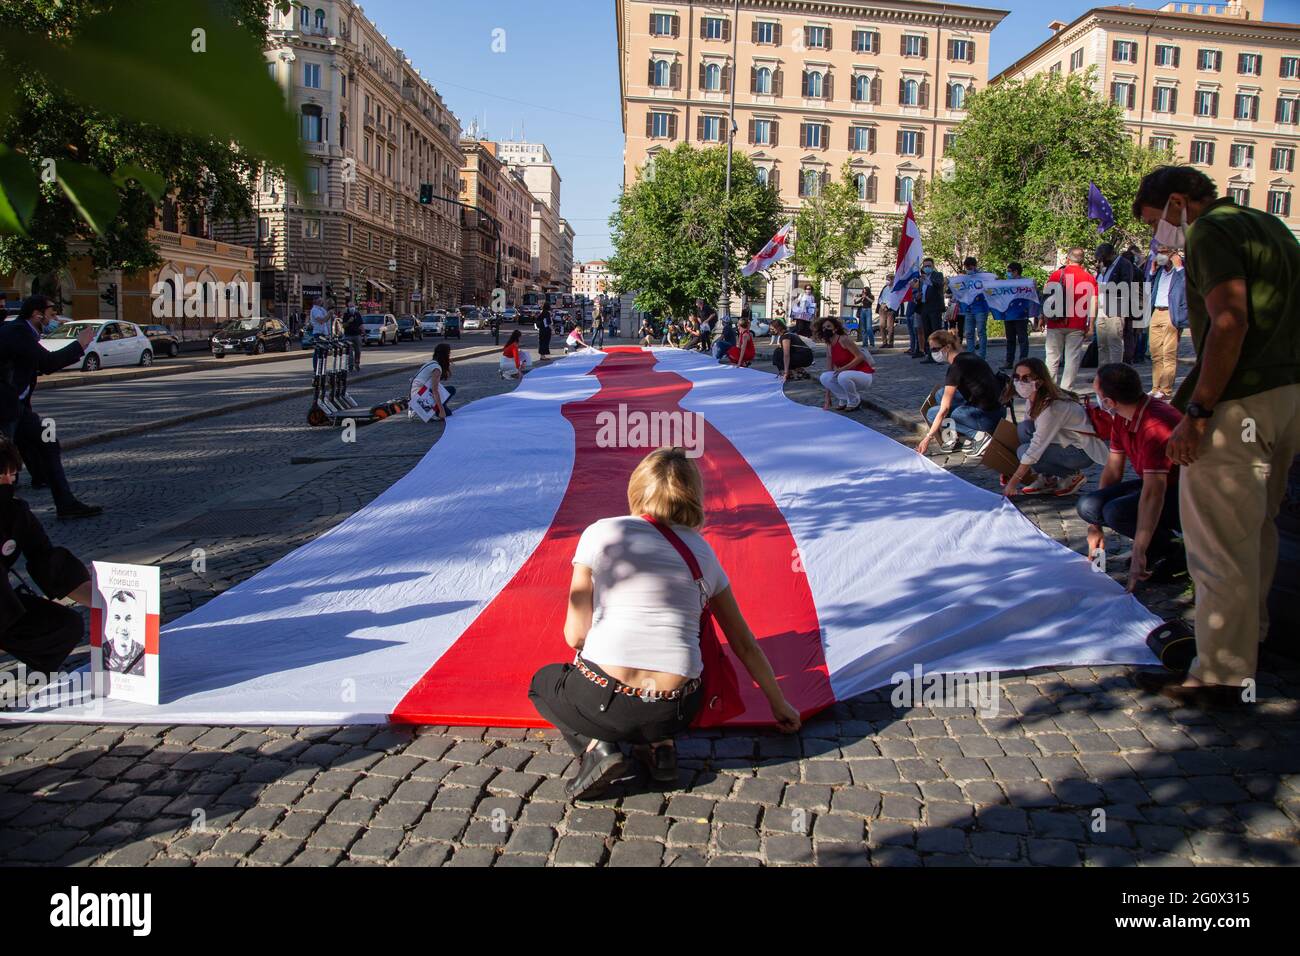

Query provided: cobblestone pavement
[1,335,1297,867]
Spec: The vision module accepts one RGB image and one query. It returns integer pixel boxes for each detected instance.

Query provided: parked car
[41,320,153,371]
[211,317,291,356]
[362,313,399,346]
[396,315,423,342]
[142,324,182,358]
[420,311,446,335]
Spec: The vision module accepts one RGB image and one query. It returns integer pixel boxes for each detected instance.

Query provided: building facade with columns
[615,0,1008,315]
[995,1,1299,239]
[216,0,464,316]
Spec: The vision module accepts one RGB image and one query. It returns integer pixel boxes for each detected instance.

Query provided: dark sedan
[396,315,423,342]
[142,324,182,358]
[211,317,292,356]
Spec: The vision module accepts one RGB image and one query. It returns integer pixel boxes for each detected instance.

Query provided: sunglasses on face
[1014,374,1036,383]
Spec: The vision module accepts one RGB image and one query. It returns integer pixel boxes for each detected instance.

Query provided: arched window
[704,63,721,90]
[854,74,870,101]
[950,83,965,110]
[756,66,772,94]
[301,104,323,143]
[803,169,820,196]
[314,8,326,29]
[756,166,770,185]
[807,70,823,98]
[899,176,915,204]
[854,173,868,199]
[299,5,309,27]
[902,79,919,106]
[653,59,670,86]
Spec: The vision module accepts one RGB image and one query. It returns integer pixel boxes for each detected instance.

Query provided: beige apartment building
[616,0,1008,310]
[217,1,464,316]
[459,139,505,307]
[573,260,614,297]
[996,1,1300,238]
[497,142,565,290]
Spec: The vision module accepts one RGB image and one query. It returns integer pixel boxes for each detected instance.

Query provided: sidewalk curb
[41,348,307,390]
[62,344,502,451]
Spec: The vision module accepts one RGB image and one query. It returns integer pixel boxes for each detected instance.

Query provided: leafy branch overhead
[0,0,305,267]
[791,164,876,306]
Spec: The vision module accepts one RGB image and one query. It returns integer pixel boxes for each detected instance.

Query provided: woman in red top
[723,318,756,367]
[817,316,874,411]
[500,329,531,379]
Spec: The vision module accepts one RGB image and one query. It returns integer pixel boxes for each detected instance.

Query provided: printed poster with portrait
[90,562,161,705]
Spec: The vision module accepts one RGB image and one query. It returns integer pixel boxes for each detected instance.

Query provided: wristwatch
[1186,402,1215,420]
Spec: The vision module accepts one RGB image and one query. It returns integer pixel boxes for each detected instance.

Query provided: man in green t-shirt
[1131,165,1300,708]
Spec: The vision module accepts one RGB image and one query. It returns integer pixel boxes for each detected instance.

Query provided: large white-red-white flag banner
[741,223,793,276]
[883,202,924,311]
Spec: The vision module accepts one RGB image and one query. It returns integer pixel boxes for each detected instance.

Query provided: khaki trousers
[1095,314,1125,366]
[1181,383,1300,685]
[1148,309,1180,395]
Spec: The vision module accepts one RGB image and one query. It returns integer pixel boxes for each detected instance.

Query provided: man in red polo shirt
[1077,363,1186,592]
[1042,247,1098,391]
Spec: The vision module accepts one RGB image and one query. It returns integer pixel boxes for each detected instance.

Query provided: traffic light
[419,183,433,205]
[100,283,117,307]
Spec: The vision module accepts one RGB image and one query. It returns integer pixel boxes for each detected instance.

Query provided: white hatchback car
[41,320,153,371]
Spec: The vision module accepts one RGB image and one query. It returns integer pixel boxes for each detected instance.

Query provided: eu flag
[1087,182,1115,234]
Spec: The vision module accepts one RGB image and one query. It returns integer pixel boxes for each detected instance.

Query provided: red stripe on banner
[145,612,160,655]
[391,349,833,727]
[89,607,102,648]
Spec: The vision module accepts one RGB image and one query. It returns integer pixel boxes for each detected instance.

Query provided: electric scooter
[306,335,407,427]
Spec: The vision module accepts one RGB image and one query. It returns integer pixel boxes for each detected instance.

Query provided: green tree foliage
[919,68,1169,278]
[790,163,876,308]
[608,143,781,319]
[0,0,304,281]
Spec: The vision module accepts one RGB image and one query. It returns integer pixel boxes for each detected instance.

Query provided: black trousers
[538,326,552,355]
[1,407,75,508]
[1077,478,1183,562]
[1003,319,1030,366]
[529,660,702,748]
[0,592,83,674]
[772,348,813,372]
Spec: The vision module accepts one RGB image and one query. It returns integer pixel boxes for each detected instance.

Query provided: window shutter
[1277,98,1286,122]
[872,76,881,104]
[800,124,808,148]
[867,174,877,203]
[947,39,954,60]
[1211,91,1219,117]
[900,35,907,56]
[946,84,953,109]
[821,124,830,149]
[670,61,681,89]
[919,80,930,108]
[700,18,708,40]
[752,20,759,43]
[1207,143,1215,165]
[722,18,730,42]
[771,120,779,146]
[1189,141,1196,162]
[750,66,757,93]
[850,76,859,101]
[1170,88,1177,113]
[801,70,809,97]
[821,170,830,189]
[769,168,779,192]
[824,27,832,49]
[697,115,704,140]
[645,112,654,137]
[894,176,902,202]
[773,69,783,96]
[699,62,707,90]
[1172,46,1180,67]
[824,72,833,100]
[968,41,976,64]
[668,114,677,139]
[869,127,876,152]
[1152,86,1159,111]
[1215,50,1222,71]
[920,37,928,59]
[671,14,680,38]
[722,64,731,93]
[898,77,906,103]
[896,129,904,153]
[917,131,925,157]
[648,60,656,86]
[773,24,782,46]
[848,125,855,149]
[748,119,756,145]
[648,12,655,34]
[1251,96,1259,120]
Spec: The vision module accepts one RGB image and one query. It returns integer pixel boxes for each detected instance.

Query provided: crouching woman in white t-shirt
[528,447,801,800]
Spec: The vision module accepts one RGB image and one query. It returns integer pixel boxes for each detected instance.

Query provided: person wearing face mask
[817,316,874,411]
[792,284,818,338]
[996,262,1036,372]
[1077,362,1185,594]
[1129,164,1300,708]
[0,297,101,519]
[917,330,1004,457]
[956,256,992,360]
[914,258,946,363]
[1003,358,1108,497]
[0,434,93,678]
[1094,242,1140,367]
[1043,247,1098,392]
[1145,245,1188,399]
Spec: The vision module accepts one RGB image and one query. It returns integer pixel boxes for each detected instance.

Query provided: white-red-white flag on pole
[882,203,924,311]
[741,223,793,276]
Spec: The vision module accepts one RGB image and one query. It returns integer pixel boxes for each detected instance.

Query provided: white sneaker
[965,431,995,459]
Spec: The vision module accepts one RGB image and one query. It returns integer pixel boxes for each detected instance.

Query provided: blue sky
[362,0,1300,263]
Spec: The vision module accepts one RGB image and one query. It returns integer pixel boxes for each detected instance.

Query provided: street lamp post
[719,0,740,322]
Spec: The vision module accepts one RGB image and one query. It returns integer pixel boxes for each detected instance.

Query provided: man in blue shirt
[1145,245,1188,400]
[996,261,1038,371]
[958,256,990,360]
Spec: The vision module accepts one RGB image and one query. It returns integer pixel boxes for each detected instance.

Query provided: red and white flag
[741,223,793,276]
[883,202,924,311]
